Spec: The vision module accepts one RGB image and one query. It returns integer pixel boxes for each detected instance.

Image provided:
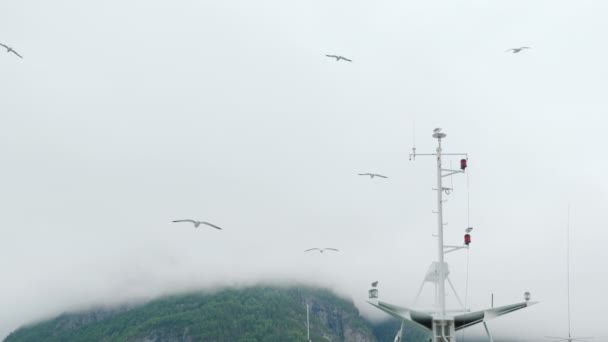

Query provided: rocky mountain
[4,286,431,342]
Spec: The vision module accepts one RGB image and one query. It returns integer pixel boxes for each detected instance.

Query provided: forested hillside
[4,286,431,342]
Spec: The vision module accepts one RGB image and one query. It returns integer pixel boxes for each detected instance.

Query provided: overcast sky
[1,0,608,340]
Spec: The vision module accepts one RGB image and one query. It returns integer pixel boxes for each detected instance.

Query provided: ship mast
[434,130,448,318]
[368,128,536,342]
[411,129,469,340]
[413,129,468,318]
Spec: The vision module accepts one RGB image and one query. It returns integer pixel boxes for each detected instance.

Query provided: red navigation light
[460,159,467,170]
[464,234,471,245]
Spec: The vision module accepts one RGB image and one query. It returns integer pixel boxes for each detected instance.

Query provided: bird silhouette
[326,54,352,62]
[0,43,23,58]
[304,248,339,253]
[172,219,222,230]
[358,173,388,179]
[505,47,530,54]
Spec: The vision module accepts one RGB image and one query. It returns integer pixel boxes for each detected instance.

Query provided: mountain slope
[6,286,405,342]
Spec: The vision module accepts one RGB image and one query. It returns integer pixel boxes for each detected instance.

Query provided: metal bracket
[444,245,468,255]
[442,169,464,178]
[483,322,494,342]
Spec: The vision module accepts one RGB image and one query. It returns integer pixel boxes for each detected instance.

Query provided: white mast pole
[307,303,310,341]
[407,129,469,340]
[435,133,446,318]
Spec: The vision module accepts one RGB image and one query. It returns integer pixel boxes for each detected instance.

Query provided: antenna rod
[410,121,417,160]
[307,303,310,341]
[435,133,447,318]
[567,205,571,338]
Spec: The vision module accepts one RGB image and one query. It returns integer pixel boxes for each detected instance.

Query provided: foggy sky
[1,0,608,340]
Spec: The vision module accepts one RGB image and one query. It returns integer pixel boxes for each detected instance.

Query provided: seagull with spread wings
[172,219,222,230]
[0,43,23,58]
[305,248,339,253]
[326,54,352,62]
[505,47,531,54]
[359,173,388,179]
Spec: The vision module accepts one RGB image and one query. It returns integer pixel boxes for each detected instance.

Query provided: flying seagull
[304,248,339,253]
[465,227,473,233]
[172,219,222,230]
[0,43,23,58]
[371,281,378,287]
[359,173,388,179]
[505,47,530,54]
[326,54,352,62]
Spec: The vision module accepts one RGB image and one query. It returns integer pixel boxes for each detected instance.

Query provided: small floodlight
[524,291,531,302]
[369,288,378,299]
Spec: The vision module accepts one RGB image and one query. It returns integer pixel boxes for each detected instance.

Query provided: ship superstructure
[368,129,537,342]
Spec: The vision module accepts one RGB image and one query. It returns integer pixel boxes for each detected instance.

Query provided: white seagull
[505,47,531,54]
[304,248,339,253]
[0,43,23,58]
[359,173,388,179]
[172,219,222,230]
[326,54,352,62]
